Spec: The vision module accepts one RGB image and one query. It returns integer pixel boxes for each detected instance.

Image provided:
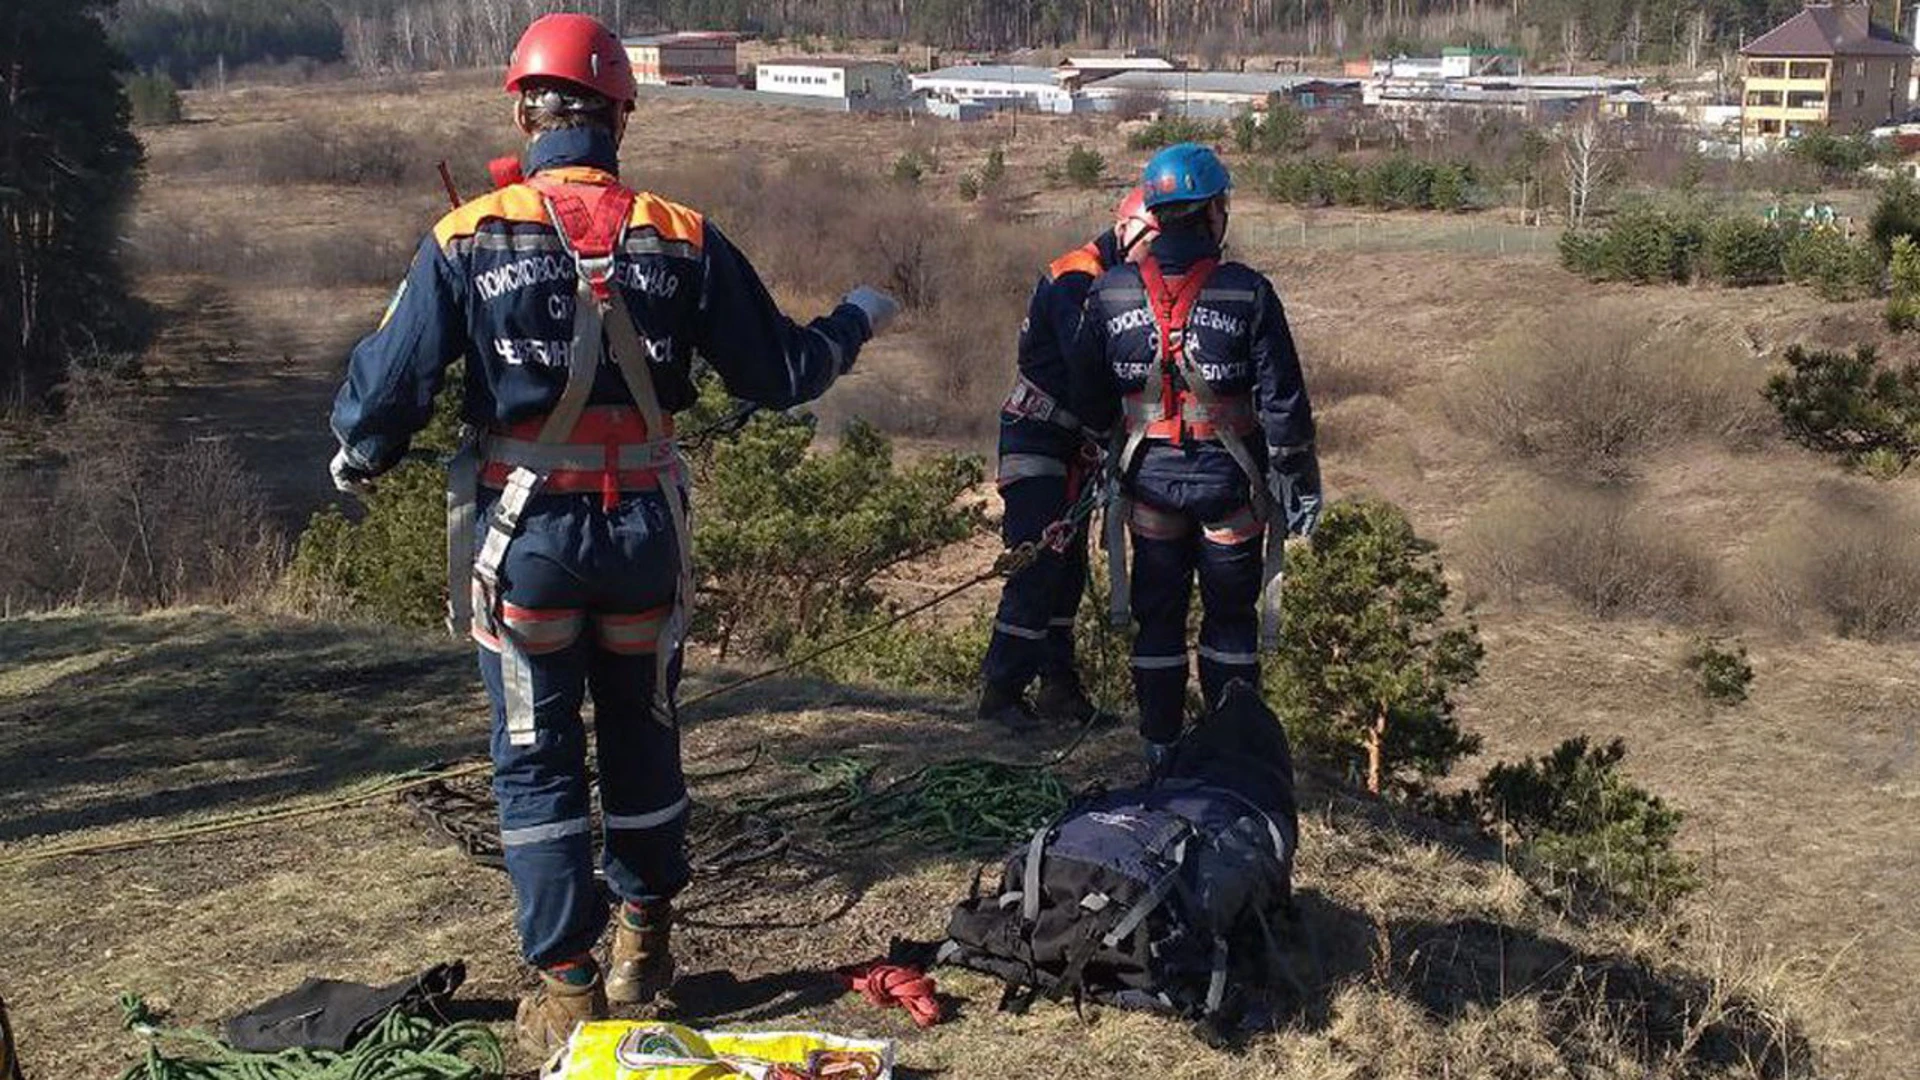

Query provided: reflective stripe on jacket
[331,126,869,473]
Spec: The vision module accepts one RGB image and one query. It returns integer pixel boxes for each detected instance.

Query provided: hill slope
[0,610,1824,1078]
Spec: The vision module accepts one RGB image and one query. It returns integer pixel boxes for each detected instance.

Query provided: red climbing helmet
[505,13,636,104]
[1113,186,1159,255]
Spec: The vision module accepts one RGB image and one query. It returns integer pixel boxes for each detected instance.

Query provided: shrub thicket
[1763,344,1920,476]
[1785,129,1882,182]
[1461,737,1697,914]
[1782,226,1881,300]
[890,152,925,187]
[697,411,985,659]
[1126,115,1226,151]
[1702,215,1785,286]
[1261,155,1479,211]
[1463,488,1720,622]
[289,372,988,652]
[1448,310,1772,479]
[1558,203,1705,284]
[980,146,1007,185]
[1562,205,1879,295]
[1268,499,1483,797]
[1747,494,1920,640]
[1869,173,1920,258]
[1,381,282,612]
[1230,98,1310,156]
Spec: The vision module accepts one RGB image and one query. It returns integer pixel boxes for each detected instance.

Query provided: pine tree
[1266,499,1483,796]
[0,0,145,407]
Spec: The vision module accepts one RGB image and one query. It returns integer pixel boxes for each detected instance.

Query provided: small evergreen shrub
[1463,736,1698,914]
[1064,145,1105,189]
[1685,638,1753,705]
[1763,343,1920,475]
[124,70,182,126]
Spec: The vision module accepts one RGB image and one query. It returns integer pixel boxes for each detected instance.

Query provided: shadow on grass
[0,610,476,843]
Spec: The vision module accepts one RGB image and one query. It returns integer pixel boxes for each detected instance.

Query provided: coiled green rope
[117,996,503,1080]
[738,754,1071,856]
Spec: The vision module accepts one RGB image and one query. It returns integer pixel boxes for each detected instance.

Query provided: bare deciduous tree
[1562,109,1612,229]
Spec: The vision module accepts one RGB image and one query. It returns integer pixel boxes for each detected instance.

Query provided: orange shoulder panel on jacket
[432,185,552,248]
[1047,243,1104,282]
[629,192,706,248]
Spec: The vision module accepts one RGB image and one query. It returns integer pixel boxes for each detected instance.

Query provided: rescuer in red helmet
[975,188,1157,732]
[327,12,898,1050]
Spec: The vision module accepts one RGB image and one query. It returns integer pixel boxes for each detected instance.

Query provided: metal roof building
[910,65,1074,114]
[1078,71,1361,115]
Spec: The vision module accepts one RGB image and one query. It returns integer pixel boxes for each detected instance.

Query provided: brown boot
[606,899,676,1005]
[515,963,607,1055]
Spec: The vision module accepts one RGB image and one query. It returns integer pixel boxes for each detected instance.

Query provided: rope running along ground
[0,478,1111,870]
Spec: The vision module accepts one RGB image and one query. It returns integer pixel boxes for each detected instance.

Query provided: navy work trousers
[981,470,1090,690]
[1126,443,1264,745]
[474,488,689,967]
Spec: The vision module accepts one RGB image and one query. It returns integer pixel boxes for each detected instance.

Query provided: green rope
[116,996,503,1080]
[737,754,1071,856]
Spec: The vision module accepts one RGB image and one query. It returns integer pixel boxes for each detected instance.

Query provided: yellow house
[1740,1,1916,150]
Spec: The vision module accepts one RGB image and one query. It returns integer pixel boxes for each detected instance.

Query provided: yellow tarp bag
[543,1020,894,1080]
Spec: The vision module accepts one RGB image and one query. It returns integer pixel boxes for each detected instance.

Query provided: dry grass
[1446,305,1775,482]
[1741,483,1920,641]
[0,611,1824,1080]
[0,384,284,613]
[634,154,1066,440]
[130,208,413,288]
[1461,484,1722,622]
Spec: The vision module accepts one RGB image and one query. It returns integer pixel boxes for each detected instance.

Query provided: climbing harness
[1103,256,1286,650]
[116,996,502,1080]
[445,175,693,744]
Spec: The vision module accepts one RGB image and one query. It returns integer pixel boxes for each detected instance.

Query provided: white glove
[330,447,376,496]
[843,285,899,337]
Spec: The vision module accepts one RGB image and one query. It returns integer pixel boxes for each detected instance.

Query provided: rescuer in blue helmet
[1068,143,1321,765]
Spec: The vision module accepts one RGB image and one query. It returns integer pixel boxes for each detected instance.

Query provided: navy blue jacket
[1000,231,1123,460]
[331,128,870,472]
[1067,229,1314,488]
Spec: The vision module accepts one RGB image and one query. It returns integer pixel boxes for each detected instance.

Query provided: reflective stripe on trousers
[982,471,1089,688]
[475,489,689,967]
[1127,500,1262,744]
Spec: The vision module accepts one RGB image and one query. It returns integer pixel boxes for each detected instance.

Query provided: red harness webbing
[1136,255,1218,446]
[527,177,638,299]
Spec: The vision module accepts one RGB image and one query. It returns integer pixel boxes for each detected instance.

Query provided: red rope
[839,962,942,1028]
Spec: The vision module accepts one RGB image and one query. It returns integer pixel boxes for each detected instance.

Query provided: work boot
[976,680,1041,733]
[606,899,676,1006]
[1033,672,1118,729]
[515,958,607,1055]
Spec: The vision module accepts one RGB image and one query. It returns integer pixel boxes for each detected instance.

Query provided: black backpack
[940,682,1299,1020]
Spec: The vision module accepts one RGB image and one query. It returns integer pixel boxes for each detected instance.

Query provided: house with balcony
[1740,2,1916,151]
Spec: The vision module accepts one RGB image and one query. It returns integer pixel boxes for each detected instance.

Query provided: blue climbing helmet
[1139,142,1232,210]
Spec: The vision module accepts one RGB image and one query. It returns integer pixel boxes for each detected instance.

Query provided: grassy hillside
[4,70,1918,1077]
[0,610,1825,1078]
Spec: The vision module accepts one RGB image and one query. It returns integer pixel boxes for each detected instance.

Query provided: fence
[1240,213,1556,257]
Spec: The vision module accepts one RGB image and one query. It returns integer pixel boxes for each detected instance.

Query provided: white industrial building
[1080,71,1361,116]
[752,59,909,105]
[909,65,1074,114]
